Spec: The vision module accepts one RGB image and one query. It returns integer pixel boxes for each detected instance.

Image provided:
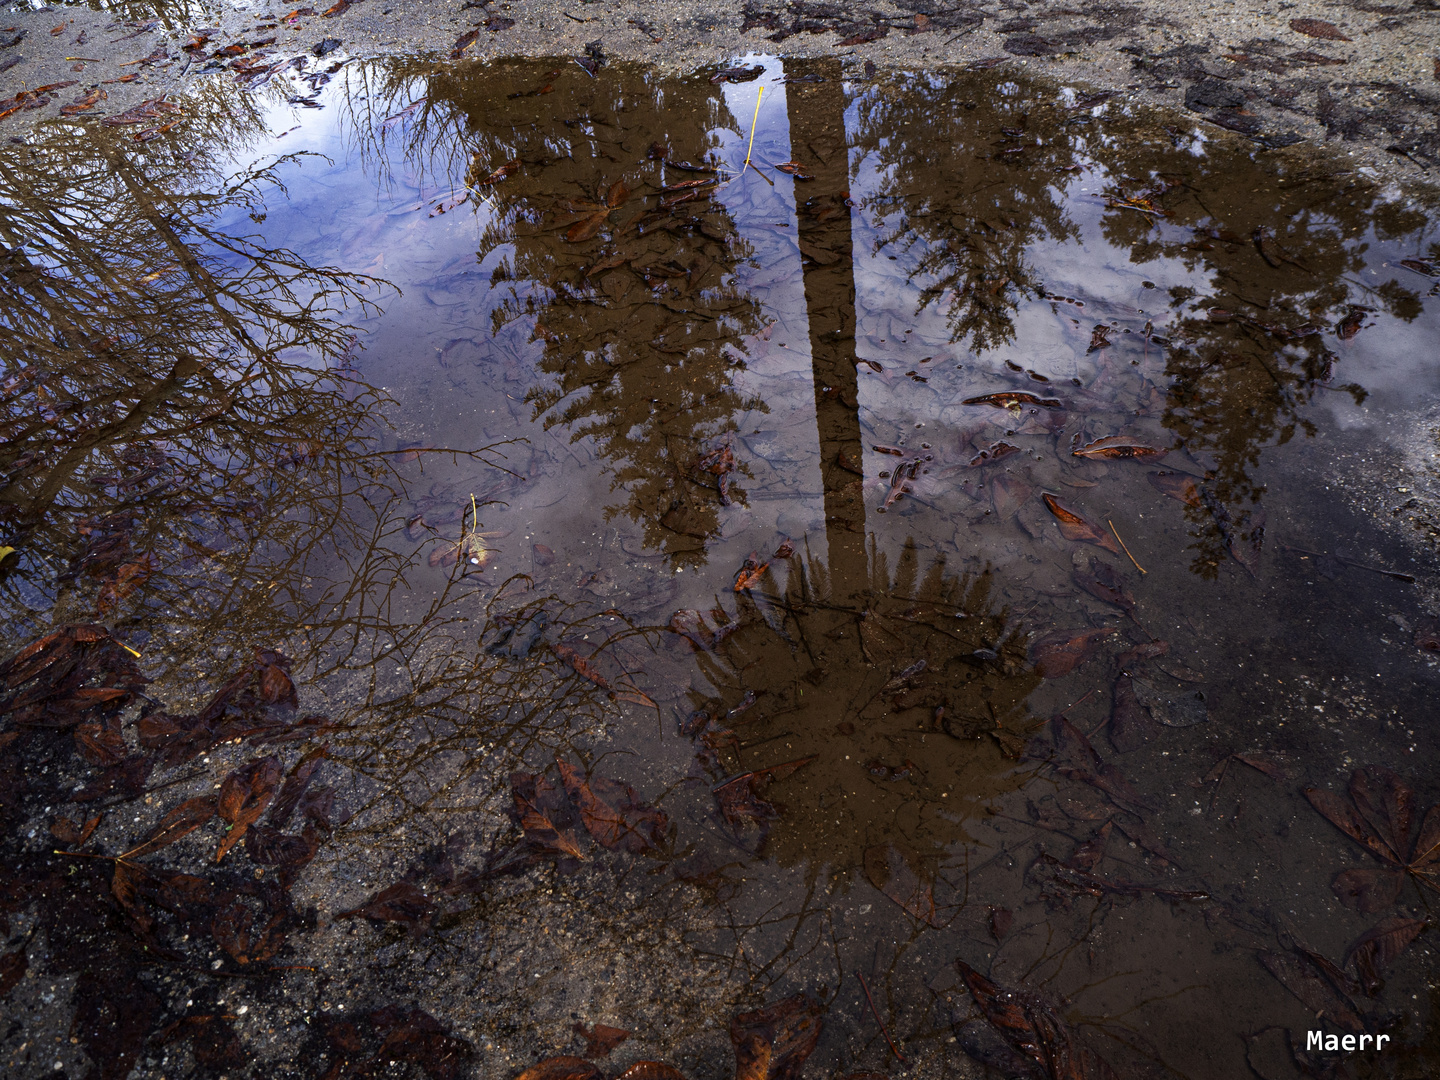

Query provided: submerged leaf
[864,842,941,926]
[1042,493,1120,552]
[1028,627,1116,678]
[557,759,667,855]
[336,881,437,927]
[573,1022,631,1058]
[730,993,824,1080]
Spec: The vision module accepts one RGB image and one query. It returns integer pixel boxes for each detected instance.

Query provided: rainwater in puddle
[2,53,1440,1080]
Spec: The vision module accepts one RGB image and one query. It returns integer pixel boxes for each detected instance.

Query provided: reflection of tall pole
[784,58,867,600]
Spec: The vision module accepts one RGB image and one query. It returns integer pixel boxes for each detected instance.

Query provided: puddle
[2,53,1439,1080]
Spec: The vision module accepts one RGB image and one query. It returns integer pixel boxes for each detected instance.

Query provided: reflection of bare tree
[849,74,1081,353]
[395,60,771,567]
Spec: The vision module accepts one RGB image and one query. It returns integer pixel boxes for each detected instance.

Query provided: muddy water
[2,53,1439,1080]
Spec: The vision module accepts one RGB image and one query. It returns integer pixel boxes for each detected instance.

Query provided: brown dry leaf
[1042,493,1120,552]
[59,86,106,116]
[1290,17,1350,39]
[123,795,217,858]
[1072,435,1167,460]
[215,756,282,861]
[730,993,824,1080]
[573,1022,630,1058]
[1258,950,1364,1032]
[515,1057,603,1080]
[733,558,769,592]
[336,881,437,927]
[557,759,668,855]
[864,842,941,926]
[1028,627,1116,679]
[1346,916,1426,995]
[604,181,630,208]
[1148,470,1202,506]
[476,159,520,185]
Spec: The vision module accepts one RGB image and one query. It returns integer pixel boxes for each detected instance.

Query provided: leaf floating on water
[1335,306,1366,340]
[1071,435,1167,460]
[573,1022,630,1058]
[1148,470,1202,506]
[733,556,769,592]
[476,158,519,185]
[1028,627,1116,678]
[730,993,824,1080]
[968,440,1021,467]
[710,64,765,83]
[1290,16,1351,39]
[962,391,1063,410]
[1041,493,1120,552]
[863,842,941,926]
[556,759,668,855]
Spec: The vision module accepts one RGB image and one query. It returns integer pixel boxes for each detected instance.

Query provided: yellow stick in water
[744,86,764,168]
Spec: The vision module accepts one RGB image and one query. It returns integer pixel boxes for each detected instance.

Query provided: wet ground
[2,46,1440,1080]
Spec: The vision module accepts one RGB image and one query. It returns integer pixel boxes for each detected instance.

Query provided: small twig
[1108,519,1147,574]
[855,968,907,1064]
[1278,543,1415,583]
[743,86,764,168]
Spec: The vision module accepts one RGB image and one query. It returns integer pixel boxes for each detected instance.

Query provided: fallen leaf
[1290,17,1350,40]
[515,1059,603,1080]
[557,759,667,855]
[50,814,102,846]
[1258,950,1364,1032]
[59,86,106,115]
[511,772,588,861]
[957,961,1122,1079]
[0,948,28,997]
[1029,627,1116,678]
[157,1015,245,1068]
[574,1022,630,1058]
[476,158,519,185]
[215,756,282,861]
[566,210,612,243]
[1072,435,1167,460]
[533,543,555,565]
[1073,559,1134,615]
[336,881,437,927]
[1109,675,1161,753]
[553,643,612,692]
[1346,916,1426,995]
[990,474,1032,519]
[616,1065,687,1080]
[730,993,824,1080]
[1147,471,1202,506]
[963,391,1062,410]
[1042,493,1120,552]
[1331,867,1405,913]
[989,907,1013,939]
[123,795,217,858]
[733,558,769,592]
[1130,678,1207,727]
[864,842,941,925]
